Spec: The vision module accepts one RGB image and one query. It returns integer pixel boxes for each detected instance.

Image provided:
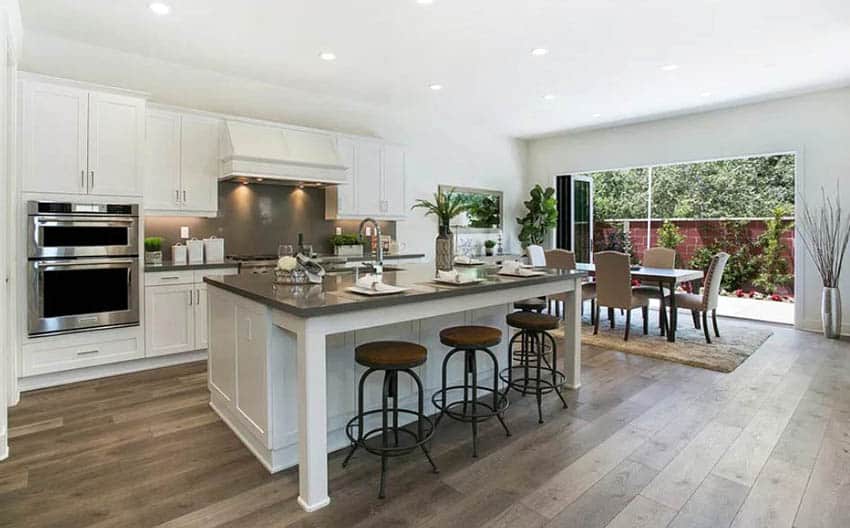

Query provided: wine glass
[278,244,294,258]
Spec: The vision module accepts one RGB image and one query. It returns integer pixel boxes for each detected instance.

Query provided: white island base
[206,274,582,512]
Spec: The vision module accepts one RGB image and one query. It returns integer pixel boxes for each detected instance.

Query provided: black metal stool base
[433,347,511,457]
[342,367,438,499]
[501,328,568,424]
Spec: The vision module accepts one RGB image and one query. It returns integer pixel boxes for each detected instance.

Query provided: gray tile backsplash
[145,182,396,258]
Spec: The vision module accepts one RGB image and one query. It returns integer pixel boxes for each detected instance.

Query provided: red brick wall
[594,218,795,274]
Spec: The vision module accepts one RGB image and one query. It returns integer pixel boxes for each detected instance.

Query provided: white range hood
[220,120,348,186]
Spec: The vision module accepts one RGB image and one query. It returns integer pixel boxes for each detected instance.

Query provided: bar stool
[500,312,568,424]
[514,297,546,312]
[432,326,511,457]
[342,340,439,499]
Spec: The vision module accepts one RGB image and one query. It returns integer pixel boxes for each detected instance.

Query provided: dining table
[575,262,704,342]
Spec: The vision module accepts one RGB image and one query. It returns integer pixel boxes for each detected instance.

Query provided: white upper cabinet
[20,81,89,195]
[325,136,407,220]
[20,79,145,197]
[144,109,220,216]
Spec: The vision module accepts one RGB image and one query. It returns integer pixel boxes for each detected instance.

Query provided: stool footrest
[431,385,509,423]
[345,409,435,458]
[500,366,567,395]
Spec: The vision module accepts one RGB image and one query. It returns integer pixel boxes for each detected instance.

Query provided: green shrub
[329,233,362,246]
[688,221,759,291]
[144,237,163,252]
[753,206,793,293]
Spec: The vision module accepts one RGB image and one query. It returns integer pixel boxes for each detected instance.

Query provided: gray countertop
[204,263,587,317]
[145,262,240,273]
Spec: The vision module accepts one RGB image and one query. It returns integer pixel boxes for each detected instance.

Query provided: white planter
[334,245,364,257]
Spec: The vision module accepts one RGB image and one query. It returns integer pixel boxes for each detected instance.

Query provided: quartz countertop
[145,262,240,273]
[204,263,587,317]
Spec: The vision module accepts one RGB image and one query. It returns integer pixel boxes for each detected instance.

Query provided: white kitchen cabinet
[325,137,406,220]
[20,79,145,197]
[145,284,196,357]
[144,110,220,216]
[194,285,209,350]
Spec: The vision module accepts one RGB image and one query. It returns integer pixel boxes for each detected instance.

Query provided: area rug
[551,314,773,373]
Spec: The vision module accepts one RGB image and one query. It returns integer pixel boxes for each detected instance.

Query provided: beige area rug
[552,314,773,373]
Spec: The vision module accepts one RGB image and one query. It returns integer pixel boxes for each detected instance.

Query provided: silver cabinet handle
[188,290,193,306]
[195,289,200,305]
[183,190,187,203]
[89,170,95,190]
[175,190,180,204]
[81,170,86,189]
[159,276,180,280]
[76,349,99,356]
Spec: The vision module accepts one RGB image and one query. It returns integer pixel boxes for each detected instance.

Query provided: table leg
[296,320,331,512]
[657,282,668,337]
[667,280,677,343]
[562,280,582,389]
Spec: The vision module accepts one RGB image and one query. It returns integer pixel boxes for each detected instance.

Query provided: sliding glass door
[556,175,594,263]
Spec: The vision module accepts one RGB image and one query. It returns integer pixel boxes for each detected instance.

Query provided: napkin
[454,255,475,264]
[437,270,476,284]
[499,261,536,276]
[355,274,396,292]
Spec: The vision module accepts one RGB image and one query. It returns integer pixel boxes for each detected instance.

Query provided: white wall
[527,87,850,334]
[20,31,527,261]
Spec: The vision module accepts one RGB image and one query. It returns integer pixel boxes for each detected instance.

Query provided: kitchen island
[204,263,586,512]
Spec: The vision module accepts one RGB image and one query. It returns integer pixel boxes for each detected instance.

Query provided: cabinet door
[180,114,221,213]
[145,284,195,357]
[335,136,357,215]
[144,110,182,211]
[354,140,383,217]
[87,92,145,196]
[382,144,406,217]
[194,285,209,350]
[20,81,89,194]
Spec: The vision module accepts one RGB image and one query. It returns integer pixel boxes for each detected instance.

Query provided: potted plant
[412,188,468,271]
[798,187,850,338]
[517,184,558,247]
[484,239,496,256]
[329,233,364,257]
[144,237,163,266]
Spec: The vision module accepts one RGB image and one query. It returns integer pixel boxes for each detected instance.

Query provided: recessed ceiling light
[149,2,171,15]
[416,0,434,4]
[319,51,336,61]
[429,83,443,91]
[531,48,549,56]
[543,94,557,101]
[592,113,601,118]
[700,91,713,97]
[660,64,679,71]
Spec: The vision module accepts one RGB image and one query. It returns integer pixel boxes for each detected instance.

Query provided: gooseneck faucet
[358,217,383,274]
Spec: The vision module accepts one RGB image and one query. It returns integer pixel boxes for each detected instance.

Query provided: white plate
[345,285,409,296]
[433,278,484,286]
[454,260,485,266]
[498,271,547,277]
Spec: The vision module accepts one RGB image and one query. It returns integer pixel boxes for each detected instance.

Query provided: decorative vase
[435,224,454,272]
[145,251,163,266]
[485,247,494,257]
[822,287,842,339]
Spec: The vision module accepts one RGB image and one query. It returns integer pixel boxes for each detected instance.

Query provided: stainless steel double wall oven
[27,201,140,336]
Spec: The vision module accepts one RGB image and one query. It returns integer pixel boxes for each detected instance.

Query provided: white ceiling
[20,0,850,137]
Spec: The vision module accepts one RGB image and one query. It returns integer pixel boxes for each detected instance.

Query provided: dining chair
[544,249,597,322]
[593,251,652,341]
[526,245,547,267]
[632,247,676,334]
[672,252,730,343]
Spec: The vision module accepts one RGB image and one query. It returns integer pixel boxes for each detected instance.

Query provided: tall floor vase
[822,287,842,339]
[435,225,454,272]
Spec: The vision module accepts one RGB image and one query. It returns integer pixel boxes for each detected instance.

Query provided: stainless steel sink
[326,264,405,274]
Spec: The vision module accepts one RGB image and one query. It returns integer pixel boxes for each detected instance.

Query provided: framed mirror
[438,185,503,233]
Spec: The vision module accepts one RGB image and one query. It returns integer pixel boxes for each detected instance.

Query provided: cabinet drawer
[193,267,239,282]
[22,336,143,376]
[145,270,195,286]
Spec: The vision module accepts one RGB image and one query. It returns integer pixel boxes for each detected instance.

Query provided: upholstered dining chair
[526,245,547,267]
[632,246,676,334]
[593,251,652,341]
[544,249,598,321]
[672,252,730,343]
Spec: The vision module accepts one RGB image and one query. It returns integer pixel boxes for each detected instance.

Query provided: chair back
[594,251,632,309]
[642,247,676,269]
[702,252,730,311]
[544,248,576,270]
[526,245,547,267]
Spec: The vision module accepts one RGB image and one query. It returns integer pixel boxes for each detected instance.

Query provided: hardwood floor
[2,324,848,527]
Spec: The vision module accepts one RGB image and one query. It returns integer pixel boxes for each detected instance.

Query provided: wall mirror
[438,185,503,233]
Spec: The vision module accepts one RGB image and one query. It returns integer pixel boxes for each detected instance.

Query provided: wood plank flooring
[1,323,849,527]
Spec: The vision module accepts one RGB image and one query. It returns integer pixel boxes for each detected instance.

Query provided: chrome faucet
[358,217,383,275]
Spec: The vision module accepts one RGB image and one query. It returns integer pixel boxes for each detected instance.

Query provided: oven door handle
[34,259,137,268]
[35,218,136,226]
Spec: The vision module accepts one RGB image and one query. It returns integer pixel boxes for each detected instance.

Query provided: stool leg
[546,332,568,410]
[343,367,374,468]
[406,368,439,474]
[534,332,544,424]
[483,347,511,437]
[468,350,480,457]
[379,371,391,499]
[522,330,531,395]
[390,371,399,447]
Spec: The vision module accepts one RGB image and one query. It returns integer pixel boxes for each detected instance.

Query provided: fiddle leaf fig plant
[517,184,558,247]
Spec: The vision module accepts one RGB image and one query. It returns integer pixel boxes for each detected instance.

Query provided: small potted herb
[144,237,164,266]
[329,233,364,257]
[484,239,496,256]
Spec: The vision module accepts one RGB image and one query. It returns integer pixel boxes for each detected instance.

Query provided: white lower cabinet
[144,268,238,357]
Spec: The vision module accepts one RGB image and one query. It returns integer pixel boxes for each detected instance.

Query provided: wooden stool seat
[506,311,560,331]
[514,298,546,311]
[439,326,502,348]
[355,341,427,369]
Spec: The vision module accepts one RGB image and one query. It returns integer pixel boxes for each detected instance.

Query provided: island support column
[296,318,331,512]
[562,279,583,389]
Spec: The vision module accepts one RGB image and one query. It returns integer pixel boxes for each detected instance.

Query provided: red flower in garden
[735,289,745,297]
[770,294,783,302]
